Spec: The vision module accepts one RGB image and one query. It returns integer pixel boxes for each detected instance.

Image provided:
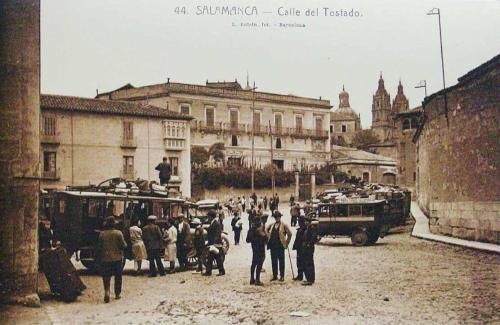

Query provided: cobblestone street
[28,211,499,325]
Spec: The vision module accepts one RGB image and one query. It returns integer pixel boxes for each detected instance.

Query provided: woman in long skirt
[129,221,147,275]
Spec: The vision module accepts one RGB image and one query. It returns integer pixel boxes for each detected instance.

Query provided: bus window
[319,205,329,217]
[349,205,361,216]
[363,205,374,216]
[337,205,348,217]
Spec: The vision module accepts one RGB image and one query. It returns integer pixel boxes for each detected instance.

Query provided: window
[402,118,411,130]
[315,117,323,132]
[336,205,348,217]
[330,125,333,133]
[169,157,179,176]
[228,157,242,167]
[363,205,374,216]
[180,104,190,115]
[231,135,238,146]
[205,107,215,127]
[276,138,282,149]
[272,159,284,170]
[43,151,56,176]
[123,121,133,139]
[413,172,417,182]
[349,205,362,216]
[253,111,261,130]
[43,116,56,135]
[341,124,347,133]
[295,115,303,133]
[274,113,283,133]
[362,172,370,183]
[230,109,238,129]
[122,156,134,176]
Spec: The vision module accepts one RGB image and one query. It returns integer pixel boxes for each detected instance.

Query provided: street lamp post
[415,80,428,97]
[250,82,257,193]
[427,7,448,118]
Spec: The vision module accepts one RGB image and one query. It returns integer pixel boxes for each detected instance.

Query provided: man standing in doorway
[266,211,292,282]
[155,157,172,185]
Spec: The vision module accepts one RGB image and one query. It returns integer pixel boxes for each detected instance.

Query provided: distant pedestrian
[96,216,127,303]
[164,219,178,273]
[142,215,166,277]
[242,196,246,212]
[246,216,267,286]
[176,214,191,271]
[290,203,300,227]
[129,221,147,275]
[192,218,205,273]
[266,211,292,281]
[231,211,243,245]
[155,157,172,185]
[251,192,258,207]
[292,217,306,281]
[274,193,280,209]
[263,195,268,210]
[289,194,295,206]
[203,210,225,276]
[269,197,275,214]
[302,215,318,285]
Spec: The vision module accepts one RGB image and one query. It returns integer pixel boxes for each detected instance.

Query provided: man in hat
[246,214,267,286]
[302,215,318,286]
[292,216,306,281]
[96,216,127,303]
[176,214,191,271]
[266,210,292,281]
[142,215,166,277]
[203,210,225,276]
[192,218,205,273]
[290,202,301,227]
[155,157,172,185]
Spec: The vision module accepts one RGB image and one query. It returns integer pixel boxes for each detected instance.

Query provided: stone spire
[371,73,393,142]
[392,80,409,113]
[339,84,350,108]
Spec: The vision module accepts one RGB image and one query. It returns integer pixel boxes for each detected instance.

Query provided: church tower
[371,73,393,142]
[392,80,409,114]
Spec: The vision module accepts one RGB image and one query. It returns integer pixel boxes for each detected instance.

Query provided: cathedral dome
[331,86,360,121]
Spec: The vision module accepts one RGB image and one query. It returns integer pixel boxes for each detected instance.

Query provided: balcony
[41,169,61,180]
[223,122,246,135]
[271,126,288,136]
[290,127,309,139]
[40,133,60,145]
[120,170,136,181]
[121,137,137,149]
[198,121,222,134]
[310,129,329,140]
[249,124,269,136]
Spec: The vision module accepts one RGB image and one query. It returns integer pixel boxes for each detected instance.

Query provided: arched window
[231,135,238,146]
[276,138,282,149]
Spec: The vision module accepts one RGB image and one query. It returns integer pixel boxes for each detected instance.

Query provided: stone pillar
[294,171,299,200]
[311,173,316,199]
[0,0,41,306]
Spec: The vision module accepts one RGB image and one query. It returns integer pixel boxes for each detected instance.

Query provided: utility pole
[269,120,275,197]
[250,81,257,193]
[427,8,448,120]
[415,80,428,97]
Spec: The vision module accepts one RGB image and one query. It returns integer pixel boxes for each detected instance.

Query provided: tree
[351,129,380,150]
[191,146,209,165]
[208,142,225,163]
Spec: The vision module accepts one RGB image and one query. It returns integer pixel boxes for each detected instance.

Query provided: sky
[41,0,500,128]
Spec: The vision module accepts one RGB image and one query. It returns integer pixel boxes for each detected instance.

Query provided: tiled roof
[41,94,193,120]
[332,145,396,165]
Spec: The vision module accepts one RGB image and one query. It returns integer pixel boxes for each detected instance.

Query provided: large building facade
[96,80,332,171]
[40,95,192,196]
[414,54,500,244]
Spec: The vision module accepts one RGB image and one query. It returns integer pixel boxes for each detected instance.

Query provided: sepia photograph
[0,0,499,324]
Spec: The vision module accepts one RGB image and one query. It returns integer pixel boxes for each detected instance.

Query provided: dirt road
[36,210,500,324]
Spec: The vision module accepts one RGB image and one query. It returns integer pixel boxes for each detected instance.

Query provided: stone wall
[416,57,500,244]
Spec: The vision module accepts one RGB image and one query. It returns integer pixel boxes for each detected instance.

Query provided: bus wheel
[351,229,369,246]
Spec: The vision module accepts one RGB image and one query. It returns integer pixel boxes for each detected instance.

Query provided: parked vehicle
[311,200,391,246]
[50,191,187,270]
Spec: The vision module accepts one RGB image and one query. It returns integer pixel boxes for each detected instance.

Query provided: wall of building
[416,65,500,244]
[331,119,358,144]
[394,124,417,188]
[40,110,191,196]
[145,93,331,170]
[336,164,397,184]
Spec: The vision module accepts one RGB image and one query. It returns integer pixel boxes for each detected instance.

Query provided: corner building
[97,80,332,170]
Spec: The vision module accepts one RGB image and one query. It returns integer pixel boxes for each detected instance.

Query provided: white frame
[228,107,239,125]
[273,111,284,129]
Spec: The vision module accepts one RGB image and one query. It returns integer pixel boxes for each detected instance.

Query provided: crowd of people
[95,192,318,303]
